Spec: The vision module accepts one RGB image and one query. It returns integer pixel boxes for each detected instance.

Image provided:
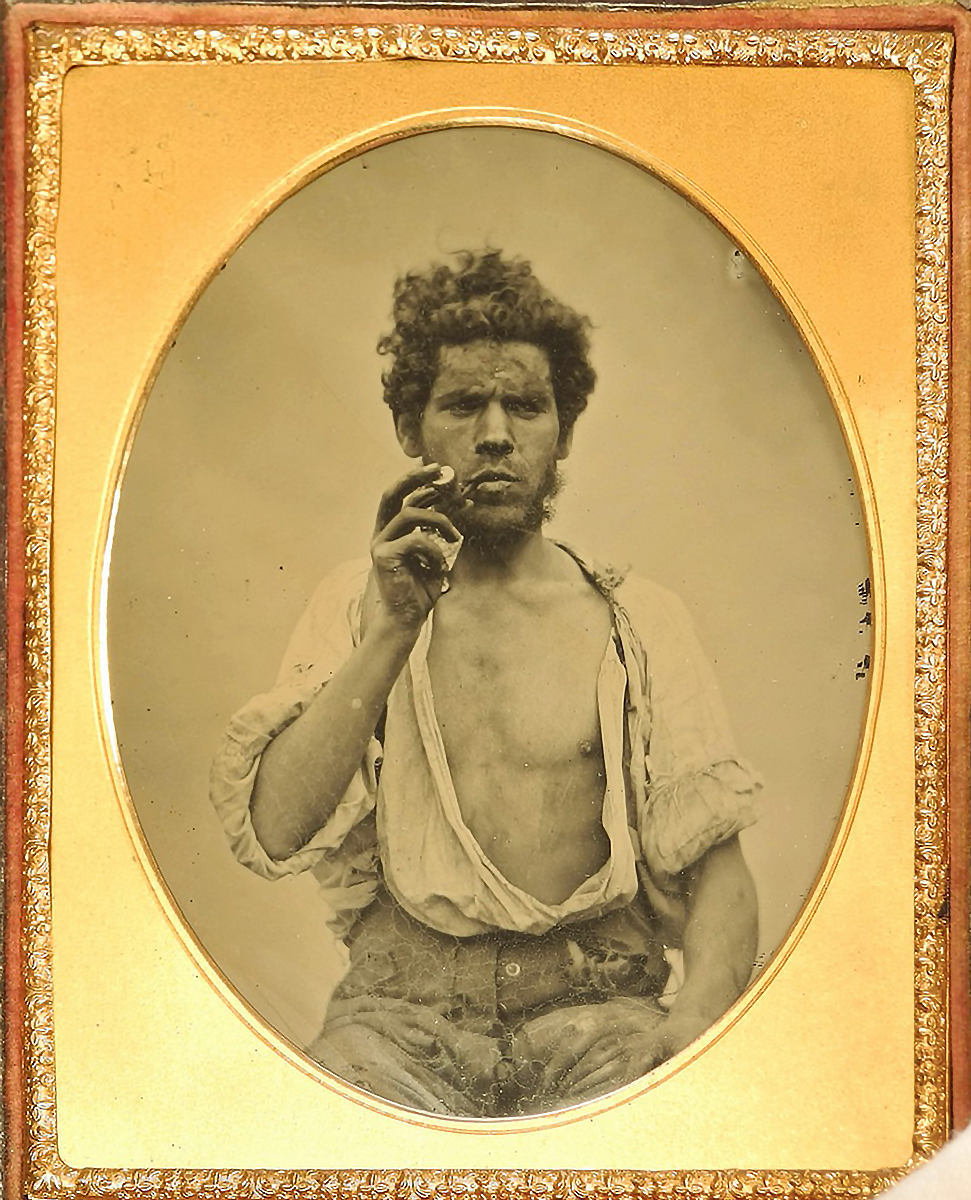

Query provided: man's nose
[475,400,514,457]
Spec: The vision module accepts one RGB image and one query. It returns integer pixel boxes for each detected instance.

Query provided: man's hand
[513,998,674,1104]
[512,839,758,1107]
[370,462,465,632]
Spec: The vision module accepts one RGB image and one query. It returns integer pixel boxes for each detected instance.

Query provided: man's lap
[309,992,668,1117]
[306,889,672,1116]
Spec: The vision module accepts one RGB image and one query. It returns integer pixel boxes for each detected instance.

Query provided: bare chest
[426,585,613,768]
[424,580,615,903]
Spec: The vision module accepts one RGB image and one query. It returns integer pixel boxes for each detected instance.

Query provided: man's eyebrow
[434,385,490,401]
[501,385,554,402]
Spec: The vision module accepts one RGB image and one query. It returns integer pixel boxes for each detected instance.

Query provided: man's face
[397,339,572,539]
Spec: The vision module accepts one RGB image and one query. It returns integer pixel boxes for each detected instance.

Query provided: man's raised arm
[249,462,463,862]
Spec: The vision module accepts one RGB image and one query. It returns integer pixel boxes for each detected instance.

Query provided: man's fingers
[521,1003,670,1094]
[559,1036,624,1087]
[563,1060,634,1101]
[523,1013,616,1087]
[541,1027,608,1086]
[559,1047,650,1101]
[375,463,443,531]
[523,1006,615,1053]
[400,485,442,511]
[376,506,462,547]
[566,1043,668,1100]
[564,1030,670,1097]
[349,1011,438,1050]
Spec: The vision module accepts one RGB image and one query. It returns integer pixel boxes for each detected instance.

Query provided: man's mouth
[466,469,520,488]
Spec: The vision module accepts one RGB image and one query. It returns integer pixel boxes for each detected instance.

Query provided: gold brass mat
[18,18,951,1199]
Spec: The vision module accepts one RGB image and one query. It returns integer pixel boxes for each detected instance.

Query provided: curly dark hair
[378,250,596,435]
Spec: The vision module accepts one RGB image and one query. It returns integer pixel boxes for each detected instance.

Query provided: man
[211,250,762,1118]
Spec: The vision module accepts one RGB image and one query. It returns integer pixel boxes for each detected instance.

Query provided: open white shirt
[210,549,763,944]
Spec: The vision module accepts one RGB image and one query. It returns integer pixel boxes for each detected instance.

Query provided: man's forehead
[434,339,553,386]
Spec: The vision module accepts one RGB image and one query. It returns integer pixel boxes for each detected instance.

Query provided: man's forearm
[250,618,417,861]
[666,835,758,1049]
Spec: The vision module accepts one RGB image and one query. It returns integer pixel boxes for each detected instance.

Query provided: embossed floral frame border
[4,2,971,1198]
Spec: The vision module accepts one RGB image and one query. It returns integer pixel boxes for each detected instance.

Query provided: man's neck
[451,526,560,587]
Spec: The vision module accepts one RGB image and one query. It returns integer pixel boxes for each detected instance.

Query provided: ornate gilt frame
[5,3,969,1197]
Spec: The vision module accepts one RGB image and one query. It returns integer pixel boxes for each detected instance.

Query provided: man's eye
[449,398,480,414]
[508,399,543,416]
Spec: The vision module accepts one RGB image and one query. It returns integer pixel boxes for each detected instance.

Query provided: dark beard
[454,462,563,552]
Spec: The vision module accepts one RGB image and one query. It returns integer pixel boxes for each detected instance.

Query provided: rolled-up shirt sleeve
[209,558,377,881]
[617,576,763,880]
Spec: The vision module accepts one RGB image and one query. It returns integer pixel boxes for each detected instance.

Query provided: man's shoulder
[274,558,372,682]
[553,540,687,625]
[301,557,372,634]
[311,557,372,599]
[614,570,687,618]
[551,539,627,595]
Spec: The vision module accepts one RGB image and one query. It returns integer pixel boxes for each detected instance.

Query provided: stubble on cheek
[455,463,564,544]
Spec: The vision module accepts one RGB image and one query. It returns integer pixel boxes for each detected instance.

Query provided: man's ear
[395,413,423,459]
[555,425,574,461]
